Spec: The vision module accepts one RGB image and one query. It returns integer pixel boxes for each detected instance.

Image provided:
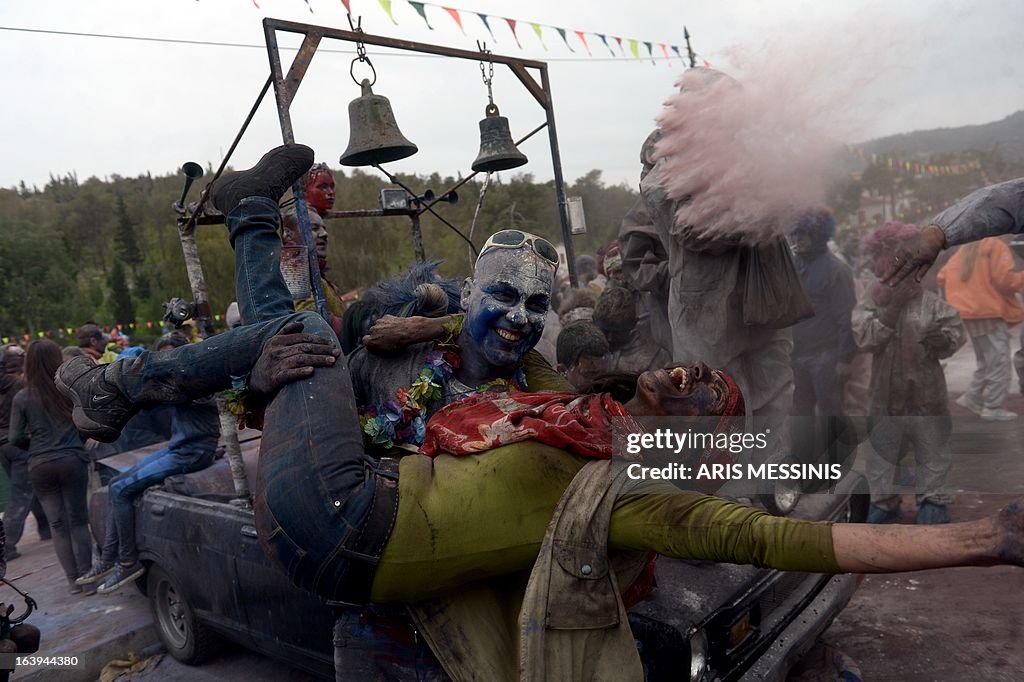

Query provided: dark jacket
[792,248,857,364]
[8,389,87,470]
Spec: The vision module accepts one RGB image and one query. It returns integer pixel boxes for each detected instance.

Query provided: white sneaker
[981,408,1017,421]
[955,394,983,415]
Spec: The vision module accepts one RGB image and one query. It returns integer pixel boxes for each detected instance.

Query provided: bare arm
[362,314,458,355]
[832,516,1001,573]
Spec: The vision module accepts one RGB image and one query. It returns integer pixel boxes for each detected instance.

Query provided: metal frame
[259,17,579,292]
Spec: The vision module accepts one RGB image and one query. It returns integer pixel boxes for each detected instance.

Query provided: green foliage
[107,258,135,328]
[114,194,143,269]
[0,166,639,339]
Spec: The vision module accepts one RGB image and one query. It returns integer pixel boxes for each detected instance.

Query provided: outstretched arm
[831,502,1021,572]
[883,178,1024,286]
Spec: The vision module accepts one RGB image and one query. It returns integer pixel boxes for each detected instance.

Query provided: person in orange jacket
[937,237,1024,420]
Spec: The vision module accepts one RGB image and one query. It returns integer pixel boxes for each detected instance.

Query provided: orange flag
[575,31,592,56]
[443,7,466,34]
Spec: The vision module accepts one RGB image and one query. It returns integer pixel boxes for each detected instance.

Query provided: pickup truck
[89,432,868,681]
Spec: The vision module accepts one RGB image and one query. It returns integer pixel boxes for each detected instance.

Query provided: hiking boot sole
[54,371,124,443]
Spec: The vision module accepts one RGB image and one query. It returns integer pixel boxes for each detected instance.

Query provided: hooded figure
[624,68,807,416]
[788,209,857,417]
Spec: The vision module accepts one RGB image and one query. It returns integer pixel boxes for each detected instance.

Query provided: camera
[163,298,197,328]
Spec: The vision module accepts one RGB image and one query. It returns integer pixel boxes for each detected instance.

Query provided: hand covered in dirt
[919,327,952,354]
[249,321,340,396]
[878,279,920,327]
[879,225,946,287]
[363,315,445,355]
[993,500,1024,567]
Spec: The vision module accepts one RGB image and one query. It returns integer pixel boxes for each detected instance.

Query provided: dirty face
[304,168,335,215]
[310,211,329,262]
[789,228,820,256]
[281,209,328,262]
[564,353,610,391]
[460,248,555,370]
[634,362,732,417]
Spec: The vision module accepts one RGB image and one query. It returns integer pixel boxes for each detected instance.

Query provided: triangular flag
[628,39,639,58]
[378,0,398,24]
[252,0,261,8]
[671,45,684,65]
[659,43,670,66]
[302,0,313,13]
[410,2,433,29]
[702,58,712,68]
[443,7,465,34]
[575,31,591,56]
[477,13,496,41]
[530,22,546,49]
[614,36,624,55]
[597,34,615,56]
[643,41,654,64]
[341,0,351,13]
[505,18,522,48]
[556,27,574,52]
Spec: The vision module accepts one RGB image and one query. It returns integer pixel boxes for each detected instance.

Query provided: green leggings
[370,444,838,603]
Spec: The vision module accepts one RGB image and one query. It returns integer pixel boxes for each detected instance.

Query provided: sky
[1,0,1022,191]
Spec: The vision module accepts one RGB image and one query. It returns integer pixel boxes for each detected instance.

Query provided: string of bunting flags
[330,0,695,65]
[1,316,228,346]
[847,145,982,177]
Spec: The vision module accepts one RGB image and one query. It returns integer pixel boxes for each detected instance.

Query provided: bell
[339,79,418,167]
[472,103,528,173]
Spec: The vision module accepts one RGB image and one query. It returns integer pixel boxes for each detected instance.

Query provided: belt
[332,458,400,605]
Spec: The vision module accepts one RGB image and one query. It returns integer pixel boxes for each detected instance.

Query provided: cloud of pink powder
[653,19,914,244]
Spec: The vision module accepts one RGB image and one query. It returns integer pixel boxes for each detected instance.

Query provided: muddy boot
[55,356,137,443]
[212,144,315,219]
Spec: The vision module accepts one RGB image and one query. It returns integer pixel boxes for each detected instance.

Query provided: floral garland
[358,320,528,450]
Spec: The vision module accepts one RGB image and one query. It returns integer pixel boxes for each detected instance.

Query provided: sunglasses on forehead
[476,230,560,268]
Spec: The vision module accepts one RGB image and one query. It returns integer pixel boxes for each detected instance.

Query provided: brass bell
[339,79,418,167]
[472,103,528,173]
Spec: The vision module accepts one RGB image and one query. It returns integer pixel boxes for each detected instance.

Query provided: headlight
[689,629,709,681]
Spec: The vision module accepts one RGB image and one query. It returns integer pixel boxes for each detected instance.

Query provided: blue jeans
[102,445,216,565]
[108,197,379,598]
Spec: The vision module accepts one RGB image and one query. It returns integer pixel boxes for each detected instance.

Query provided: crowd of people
[44,140,1024,680]
[3,67,1024,678]
[0,325,219,598]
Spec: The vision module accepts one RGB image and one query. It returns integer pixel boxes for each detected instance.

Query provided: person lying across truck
[55,145,1024,614]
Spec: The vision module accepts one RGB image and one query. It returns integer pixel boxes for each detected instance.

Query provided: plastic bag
[740,238,814,328]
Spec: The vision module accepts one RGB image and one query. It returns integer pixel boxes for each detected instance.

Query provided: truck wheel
[148,565,217,664]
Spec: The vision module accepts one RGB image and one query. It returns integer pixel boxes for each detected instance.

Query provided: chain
[478,42,494,106]
[348,14,376,86]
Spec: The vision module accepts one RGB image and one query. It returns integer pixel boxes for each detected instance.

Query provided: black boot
[55,356,137,443]
[211,144,315,215]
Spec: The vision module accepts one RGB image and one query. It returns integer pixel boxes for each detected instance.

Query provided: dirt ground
[821,493,1024,682]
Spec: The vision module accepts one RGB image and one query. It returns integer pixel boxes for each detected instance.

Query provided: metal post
[216,396,251,508]
[540,65,578,288]
[175,222,216,338]
[264,23,329,320]
[409,213,426,262]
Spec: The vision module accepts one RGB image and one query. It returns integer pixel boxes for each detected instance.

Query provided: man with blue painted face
[346,229,573,451]
[54,148,1024,670]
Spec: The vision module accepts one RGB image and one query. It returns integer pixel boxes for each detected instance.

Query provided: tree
[114,194,143,269]
[107,258,135,329]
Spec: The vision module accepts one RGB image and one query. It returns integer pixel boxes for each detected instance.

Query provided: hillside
[862,110,1024,160]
